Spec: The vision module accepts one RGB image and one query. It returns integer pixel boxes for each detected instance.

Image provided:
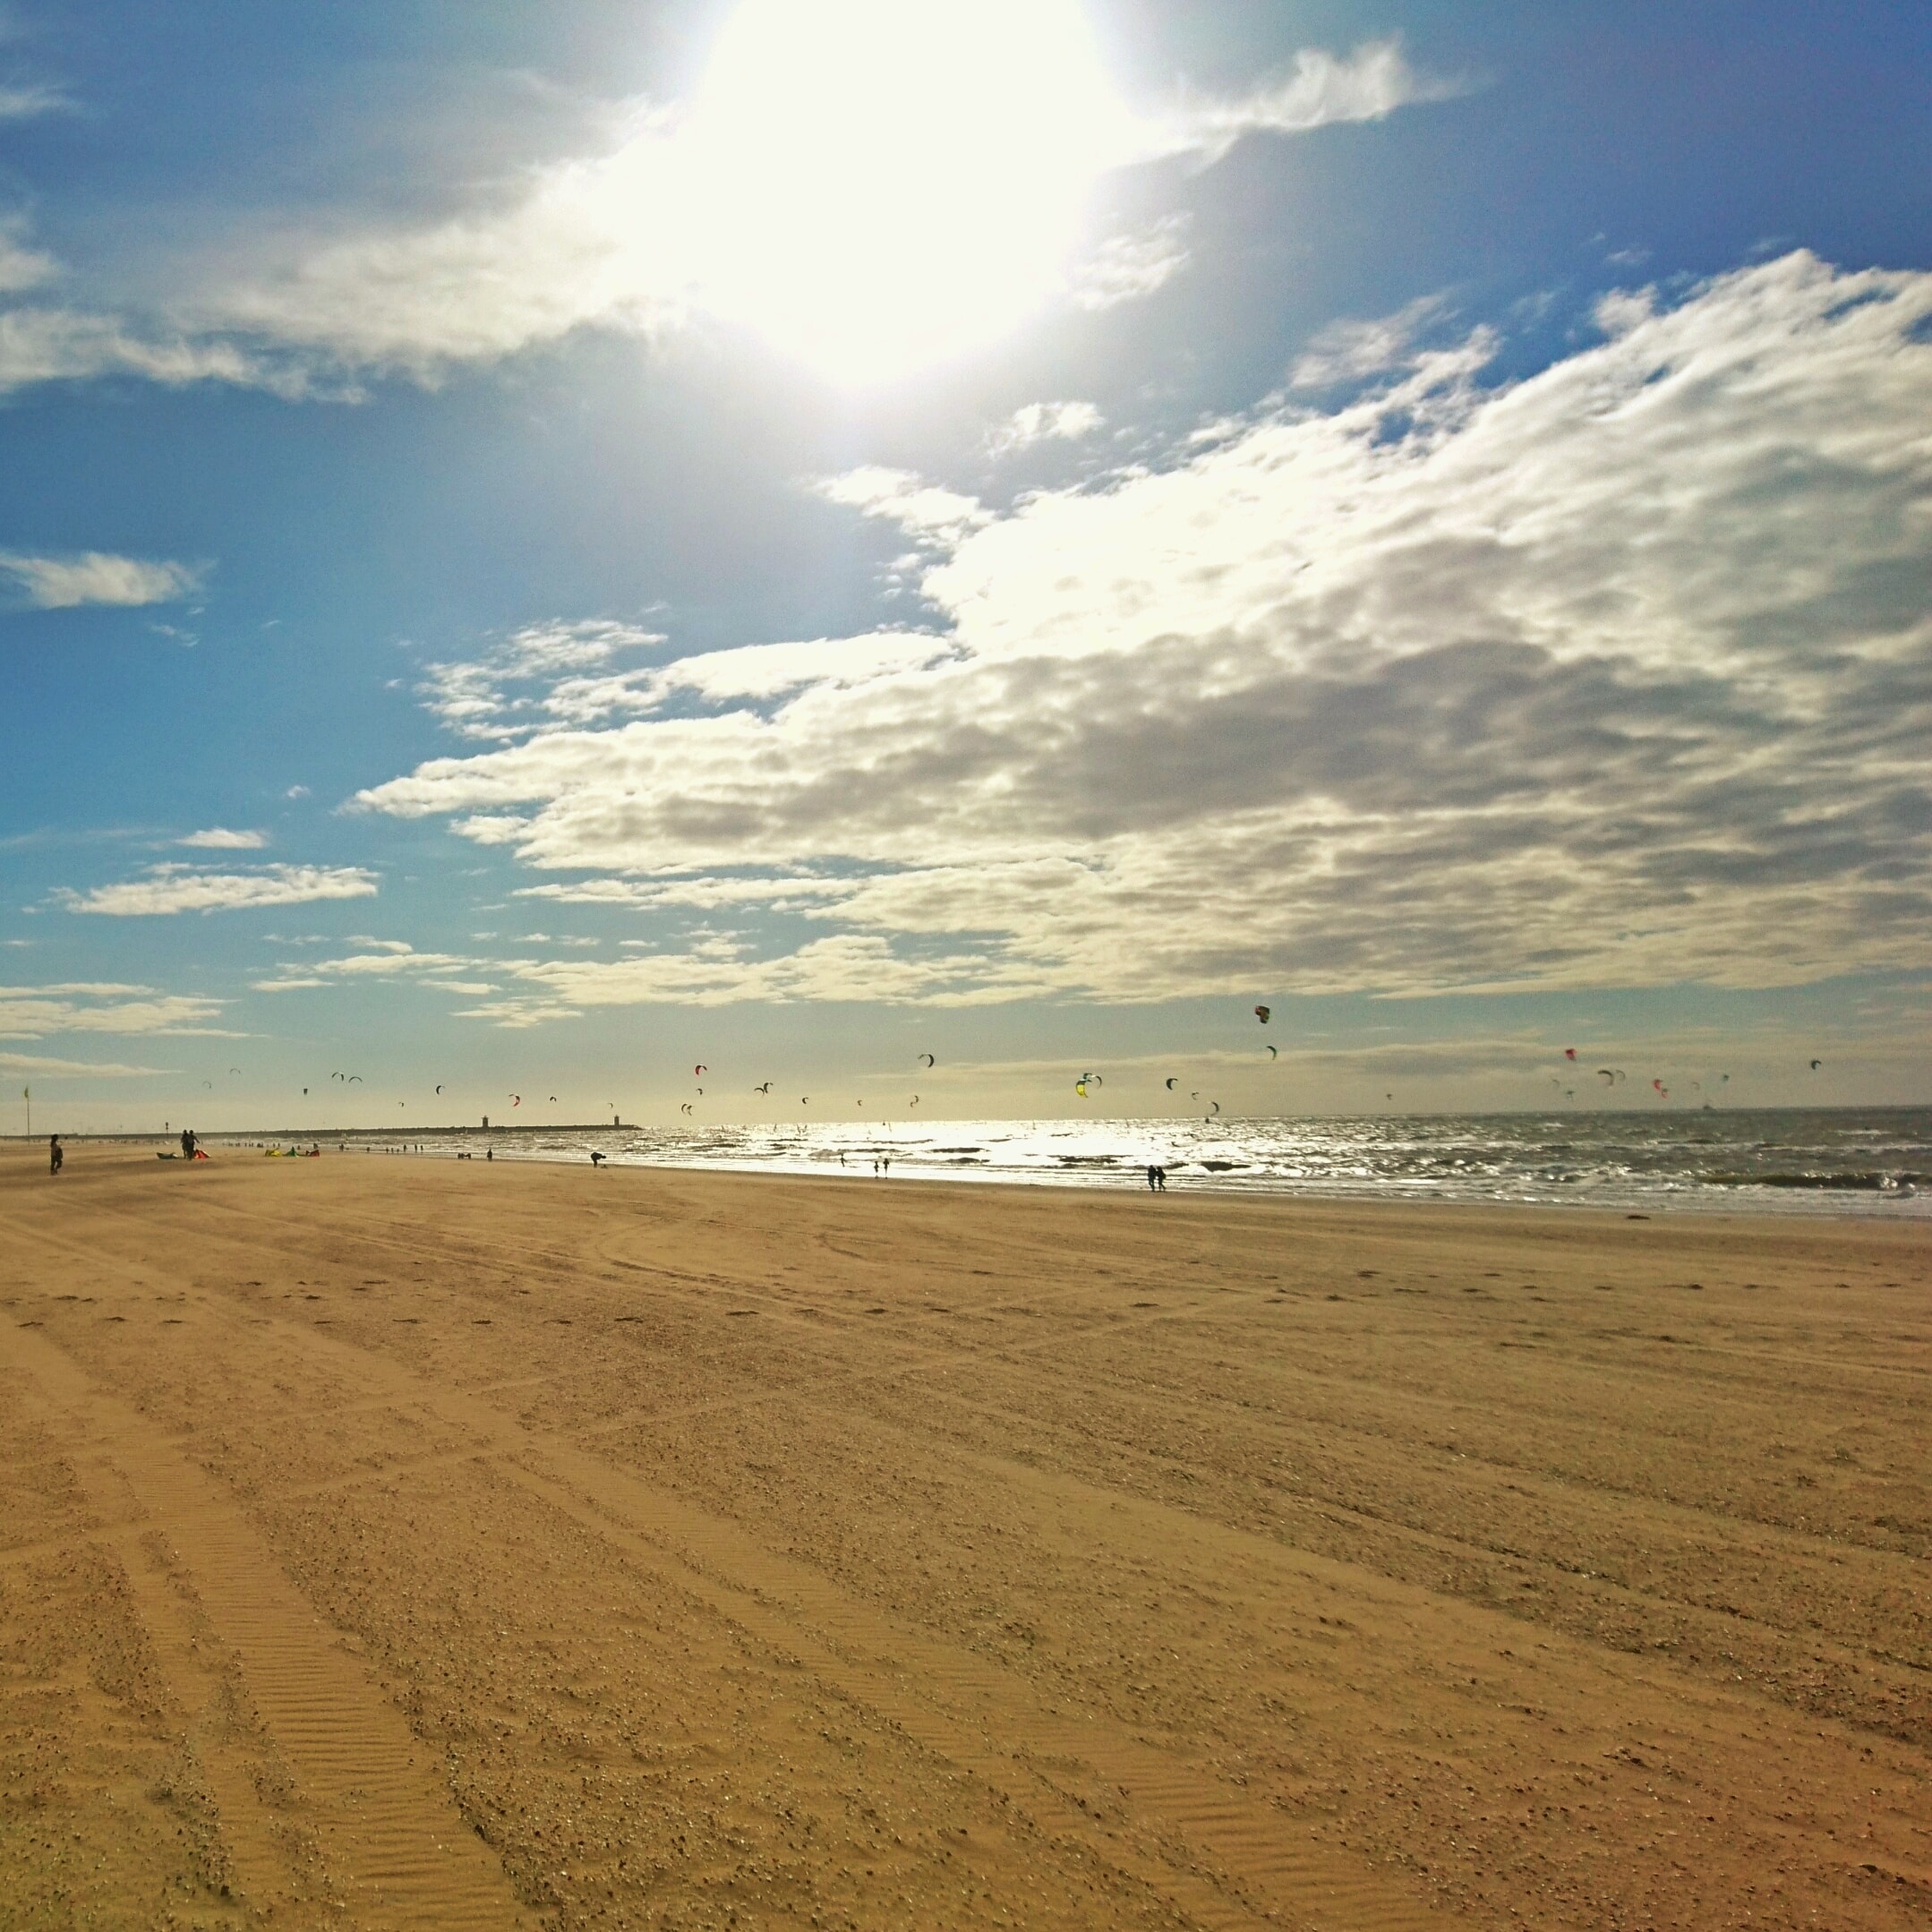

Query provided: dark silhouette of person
[179,1127,192,1159]
[48,1135,62,1175]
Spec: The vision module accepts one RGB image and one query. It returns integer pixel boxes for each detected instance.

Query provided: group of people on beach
[1145,1164,1168,1191]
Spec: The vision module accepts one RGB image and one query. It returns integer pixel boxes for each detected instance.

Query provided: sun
[668,0,1134,383]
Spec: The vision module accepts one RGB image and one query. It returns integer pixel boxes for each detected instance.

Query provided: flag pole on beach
[21,1087,30,1140]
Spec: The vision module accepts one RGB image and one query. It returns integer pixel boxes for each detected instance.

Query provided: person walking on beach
[48,1134,62,1175]
[179,1126,193,1160]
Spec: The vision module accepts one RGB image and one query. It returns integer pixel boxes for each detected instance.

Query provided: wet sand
[1,1144,1927,1930]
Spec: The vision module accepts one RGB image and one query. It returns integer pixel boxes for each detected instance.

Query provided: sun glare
[669,0,1134,383]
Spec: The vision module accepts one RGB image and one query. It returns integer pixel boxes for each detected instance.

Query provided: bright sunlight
[668,0,1136,383]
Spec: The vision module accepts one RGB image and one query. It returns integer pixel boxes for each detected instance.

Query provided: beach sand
[1,1146,1927,1930]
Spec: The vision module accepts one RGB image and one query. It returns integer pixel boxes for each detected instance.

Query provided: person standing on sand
[48,1134,62,1175]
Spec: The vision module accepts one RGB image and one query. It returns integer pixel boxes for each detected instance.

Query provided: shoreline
[150,1104,1932,1219]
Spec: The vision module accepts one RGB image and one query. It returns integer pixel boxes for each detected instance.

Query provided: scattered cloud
[0,219,55,295]
[0,550,204,610]
[178,826,267,850]
[987,400,1104,456]
[816,468,991,548]
[1066,215,1192,312]
[416,620,664,741]
[1156,40,1470,166]
[0,307,291,398]
[357,253,1932,1008]
[0,982,231,1038]
[0,81,70,123]
[253,942,494,997]
[0,38,1452,398]
[58,863,379,916]
[0,1052,164,1077]
[1289,293,1459,389]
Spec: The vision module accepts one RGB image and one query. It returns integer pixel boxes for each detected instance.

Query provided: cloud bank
[356,254,1932,1009]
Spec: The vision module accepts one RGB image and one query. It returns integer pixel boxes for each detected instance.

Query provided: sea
[236,1107,1932,1218]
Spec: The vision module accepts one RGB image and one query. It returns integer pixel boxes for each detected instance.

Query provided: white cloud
[59,863,379,916]
[1157,40,1468,165]
[0,81,70,123]
[0,983,230,1039]
[178,826,267,850]
[0,220,55,295]
[0,38,1453,399]
[355,254,1932,1008]
[1066,215,1192,312]
[1289,294,1457,389]
[0,306,289,398]
[252,942,492,996]
[816,467,990,547]
[0,1052,163,1077]
[987,400,1104,456]
[0,550,203,610]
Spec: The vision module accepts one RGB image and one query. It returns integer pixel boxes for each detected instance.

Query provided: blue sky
[4,0,1929,1132]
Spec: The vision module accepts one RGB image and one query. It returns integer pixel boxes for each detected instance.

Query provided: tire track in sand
[229,1307,1462,1931]
[10,1205,1457,1931]
[0,1316,534,1932]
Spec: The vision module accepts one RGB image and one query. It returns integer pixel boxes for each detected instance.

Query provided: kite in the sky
[680,1103,694,1115]
[694,1064,707,1077]
[1810,1059,1822,1071]
[347,1074,363,1084]
[1204,1100,1221,1116]
[1652,1079,1667,1096]
[1563,1047,1577,1061]
[1074,1080,1090,1097]
[1081,1072,1103,1088]
[1254,1005,1270,1024]
[917,1053,935,1067]
[1265,1045,1278,1059]
[754,1081,773,1094]
[910,1095,919,1106]
[435,1084,443,1095]
[1597,1067,1616,1084]
[1165,1078,1177,1090]
[228,1066,242,1075]
[549,1095,558,1102]
[509,1094,521,1106]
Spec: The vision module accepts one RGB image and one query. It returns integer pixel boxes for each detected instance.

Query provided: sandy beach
[1,1146,1927,1930]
